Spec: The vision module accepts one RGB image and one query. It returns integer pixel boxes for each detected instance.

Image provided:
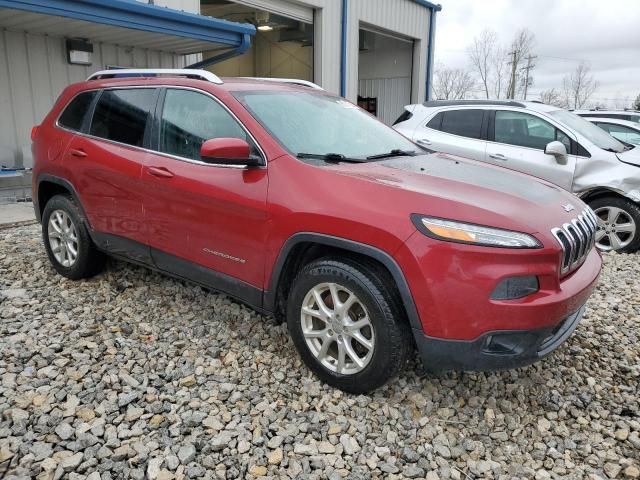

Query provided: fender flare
[35,174,88,225]
[265,232,423,331]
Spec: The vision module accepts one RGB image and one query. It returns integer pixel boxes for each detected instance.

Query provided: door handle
[69,148,87,158]
[489,153,507,161]
[417,138,432,146]
[147,166,174,178]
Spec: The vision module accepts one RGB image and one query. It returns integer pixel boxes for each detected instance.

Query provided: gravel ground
[1,224,639,480]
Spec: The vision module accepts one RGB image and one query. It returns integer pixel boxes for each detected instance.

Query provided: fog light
[490,276,538,300]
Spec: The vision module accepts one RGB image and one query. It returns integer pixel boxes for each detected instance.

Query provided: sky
[433,0,640,108]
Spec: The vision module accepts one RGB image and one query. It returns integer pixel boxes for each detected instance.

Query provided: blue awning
[0,0,256,55]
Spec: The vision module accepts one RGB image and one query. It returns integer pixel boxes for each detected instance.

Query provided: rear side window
[393,109,413,125]
[440,109,484,139]
[58,91,97,132]
[426,112,443,130]
[89,89,156,147]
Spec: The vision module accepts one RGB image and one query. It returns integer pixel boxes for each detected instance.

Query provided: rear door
[485,109,576,191]
[416,108,487,161]
[63,87,158,250]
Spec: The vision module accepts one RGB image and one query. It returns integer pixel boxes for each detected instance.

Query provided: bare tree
[506,29,535,99]
[491,44,509,98]
[467,29,497,99]
[539,88,566,108]
[432,64,476,100]
[562,61,598,109]
[634,94,640,110]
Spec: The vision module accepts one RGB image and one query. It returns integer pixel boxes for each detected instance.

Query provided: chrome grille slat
[552,207,597,275]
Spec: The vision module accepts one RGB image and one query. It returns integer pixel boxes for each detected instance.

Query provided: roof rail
[423,99,526,108]
[87,69,223,84]
[240,77,324,90]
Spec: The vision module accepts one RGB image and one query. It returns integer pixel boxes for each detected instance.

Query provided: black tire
[42,194,106,279]
[286,257,412,393]
[588,196,640,253]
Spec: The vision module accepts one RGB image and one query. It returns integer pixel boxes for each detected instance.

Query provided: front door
[485,110,576,191]
[140,88,269,294]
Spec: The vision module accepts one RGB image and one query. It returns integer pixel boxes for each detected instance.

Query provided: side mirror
[544,141,568,164]
[200,138,261,167]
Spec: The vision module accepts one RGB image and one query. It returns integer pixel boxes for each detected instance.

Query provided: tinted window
[440,110,483,139]
[393,109,413,125]
[159,89,248,162]
[90,89,156,147]
[426,112,443,130]
[58,91,97,131]
[495,111,565,150]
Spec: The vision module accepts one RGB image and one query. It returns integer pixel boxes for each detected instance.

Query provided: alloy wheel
[594,205,636,251]
[300,282,375,375]
[48,209,79,267]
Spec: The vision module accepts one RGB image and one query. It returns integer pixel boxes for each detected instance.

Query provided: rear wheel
[589,196,640,253]
[42,195,105,279]
[287,258,412,393]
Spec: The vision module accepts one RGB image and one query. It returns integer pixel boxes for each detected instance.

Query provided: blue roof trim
[425,9,437,100]
[411,0,442,11]
[0,0,256,47]
[340,0,348,97]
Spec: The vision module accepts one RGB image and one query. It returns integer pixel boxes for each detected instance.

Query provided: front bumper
[414,304,585,372]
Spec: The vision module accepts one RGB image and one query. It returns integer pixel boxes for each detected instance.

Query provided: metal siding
[227,0,313,23]
[346,0,431,103]
[358,77,411,125]
[0,31,186,168]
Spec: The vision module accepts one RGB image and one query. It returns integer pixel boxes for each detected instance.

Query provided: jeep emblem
[563,203,575,212]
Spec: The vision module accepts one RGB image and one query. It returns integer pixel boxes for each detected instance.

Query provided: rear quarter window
[58,91,97,132]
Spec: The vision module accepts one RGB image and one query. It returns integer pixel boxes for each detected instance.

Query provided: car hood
[616,147,640,166]
[326,152,586,234]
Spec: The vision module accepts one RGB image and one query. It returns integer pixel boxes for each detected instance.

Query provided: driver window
[159,89,250,162]
[495,111,556,150]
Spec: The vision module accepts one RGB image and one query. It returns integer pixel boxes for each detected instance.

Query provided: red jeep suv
[32,69,601,393]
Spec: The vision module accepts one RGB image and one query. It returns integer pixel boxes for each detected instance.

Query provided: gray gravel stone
[1,225,639,479]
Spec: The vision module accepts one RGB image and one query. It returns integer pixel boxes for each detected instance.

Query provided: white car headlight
[413,216,542,248]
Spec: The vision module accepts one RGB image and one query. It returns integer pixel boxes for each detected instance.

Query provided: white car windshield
[234,91,419,160]
[550,110,627,153]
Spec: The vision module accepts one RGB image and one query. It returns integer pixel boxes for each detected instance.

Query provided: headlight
[412,215,542,248]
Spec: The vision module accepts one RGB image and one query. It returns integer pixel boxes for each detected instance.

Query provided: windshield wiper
[297,152,365,163]
[366,149,417,160]
[602,147,622,153]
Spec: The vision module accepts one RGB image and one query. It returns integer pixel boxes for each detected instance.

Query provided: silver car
[394,100,640,252]
[586,117,640,146]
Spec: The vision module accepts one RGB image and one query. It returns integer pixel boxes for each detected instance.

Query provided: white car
[394,100,640,252]
[586,117,640,146]
[574,109,640,124]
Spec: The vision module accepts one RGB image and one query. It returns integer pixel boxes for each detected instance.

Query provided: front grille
[551,207,598,275]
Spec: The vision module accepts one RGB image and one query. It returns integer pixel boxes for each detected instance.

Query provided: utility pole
[507,50,517,99]
[521,54,537,100]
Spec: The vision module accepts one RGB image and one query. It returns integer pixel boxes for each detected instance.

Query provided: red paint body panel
[32,76,602,352]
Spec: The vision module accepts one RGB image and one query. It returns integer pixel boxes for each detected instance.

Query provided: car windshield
[550,109,627,153]
[233,90,419,160]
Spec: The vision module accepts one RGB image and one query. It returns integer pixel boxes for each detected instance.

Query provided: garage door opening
[201,0,313,81]
[358,28,414,125]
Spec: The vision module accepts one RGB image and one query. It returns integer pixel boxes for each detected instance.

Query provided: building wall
[358,34,414,125]
[1,0,199,169]
[223,0,432,103]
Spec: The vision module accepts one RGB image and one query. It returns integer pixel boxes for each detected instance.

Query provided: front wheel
[286,258,412,393]
[589,196,640,253]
